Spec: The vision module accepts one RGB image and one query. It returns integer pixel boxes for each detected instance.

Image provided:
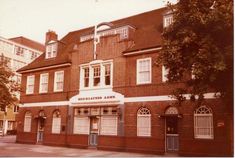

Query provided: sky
[0,0,177,44]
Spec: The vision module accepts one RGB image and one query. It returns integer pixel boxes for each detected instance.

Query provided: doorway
[89,116,99,146]
[36,111,46,143]
[166,116,179,152]
[37,117,45,143]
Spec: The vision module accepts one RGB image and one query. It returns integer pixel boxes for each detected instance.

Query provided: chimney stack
[45,30,58,44]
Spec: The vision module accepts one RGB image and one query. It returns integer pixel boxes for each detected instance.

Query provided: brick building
[0,36,44,135]
[16,7,233,156]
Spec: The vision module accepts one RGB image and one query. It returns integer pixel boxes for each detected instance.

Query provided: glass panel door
[89,117,99,146]
[166,116,179,152]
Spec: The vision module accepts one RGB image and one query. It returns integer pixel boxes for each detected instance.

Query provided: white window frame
[52,111,61,134]
[100,116,118,136]
[46,43,57,59]
[39,73,49,93]
[137,107,151,137]
[26,75,35,95]
[194,106,214,139]
[162,65,169,82]
[136,58,152,85]
[93,65,101,87]
[191,64,196,79]
[164,14,173,28]
[73,117,90,134]
[13,105,19,113]
[54,71,64,92]
[24,111,32,132]
[79,60,113,90]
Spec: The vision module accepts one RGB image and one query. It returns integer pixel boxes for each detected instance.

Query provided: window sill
[53,90,63,93]
[194,137,214,140]
[137,135,151,137]
[39,92,48,94]
[136,82,152,86]
[26,93,34,95]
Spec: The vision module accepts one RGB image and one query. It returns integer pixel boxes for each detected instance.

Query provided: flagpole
[94,25,97,60]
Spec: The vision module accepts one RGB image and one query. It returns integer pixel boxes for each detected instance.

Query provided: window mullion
[100,64,105,87]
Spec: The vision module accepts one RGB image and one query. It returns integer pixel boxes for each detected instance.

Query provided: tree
[0,55,20,112]
[158,0,233,106]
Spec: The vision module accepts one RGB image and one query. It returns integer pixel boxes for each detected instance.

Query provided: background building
[16,7,232,156]
[0,36,44,135]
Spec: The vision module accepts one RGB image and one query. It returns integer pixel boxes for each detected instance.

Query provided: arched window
[52,110,61,134]
[24,111,32,132]
[194,106,213,139]
[137,107,151,137]
[165,106,178,115]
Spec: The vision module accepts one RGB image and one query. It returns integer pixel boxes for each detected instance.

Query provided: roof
[18,7,167,73]
[9,36,45,52]
[61,7,166,52]
[17,42,71,72]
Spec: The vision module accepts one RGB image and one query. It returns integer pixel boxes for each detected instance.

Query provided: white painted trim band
[18,63,71,73]
[19,93,218,107]
[124,47,162,56]
[124,93,218,103]
[20,101,69,107]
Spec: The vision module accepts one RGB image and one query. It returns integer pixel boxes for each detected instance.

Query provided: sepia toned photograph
[0,0,233,157]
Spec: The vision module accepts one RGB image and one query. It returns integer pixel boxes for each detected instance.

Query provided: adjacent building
[16,7,233,156]
[0,36,44,135]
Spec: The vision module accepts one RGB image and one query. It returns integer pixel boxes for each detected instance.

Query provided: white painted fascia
[18,63,71,73]
[124,47,162,56]
[19,101,69,107]
[124,93,219,103]
[19,93,218,107]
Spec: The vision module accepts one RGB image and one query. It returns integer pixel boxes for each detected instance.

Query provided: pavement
[0,135,176,157]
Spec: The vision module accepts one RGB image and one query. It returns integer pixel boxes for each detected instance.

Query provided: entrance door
[89,117,99,146]
[37,118,45,143]
[166,116,179,152]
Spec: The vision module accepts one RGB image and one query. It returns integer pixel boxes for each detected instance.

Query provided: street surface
[0,135,172,157]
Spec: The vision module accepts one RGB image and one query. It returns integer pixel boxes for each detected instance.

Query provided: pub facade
[16,7,233,156]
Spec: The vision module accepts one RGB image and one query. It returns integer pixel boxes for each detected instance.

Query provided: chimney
[45,30,58,44]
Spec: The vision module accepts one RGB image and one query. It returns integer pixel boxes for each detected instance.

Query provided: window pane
[93,66,100,86]
[100,116,117,135]
[73,117,89,134]
[52,117,61,134]
[105,64,111,86]
[138,59,151,84]
[84,68,89,87]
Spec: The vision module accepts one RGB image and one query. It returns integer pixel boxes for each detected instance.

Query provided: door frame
[165,115,179,153]
[89,116,100,147]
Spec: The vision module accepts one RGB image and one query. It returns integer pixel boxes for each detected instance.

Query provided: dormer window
[80,25,134,42]
[163,14,173,28]
[46,42,57,59]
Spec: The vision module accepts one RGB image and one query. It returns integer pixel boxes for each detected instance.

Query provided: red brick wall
[16,132,37,144]
[16,106,68,144]
[124,99,233,156]
[20,66,70,103]
[43,134,66,146]
[67,134,89,148]
[98,136,125,151]
[16,98,233,156]
[69,35,131,95]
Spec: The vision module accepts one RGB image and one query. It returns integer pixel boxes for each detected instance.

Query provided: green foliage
[159,0,233,105]
[0,55,20,112]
